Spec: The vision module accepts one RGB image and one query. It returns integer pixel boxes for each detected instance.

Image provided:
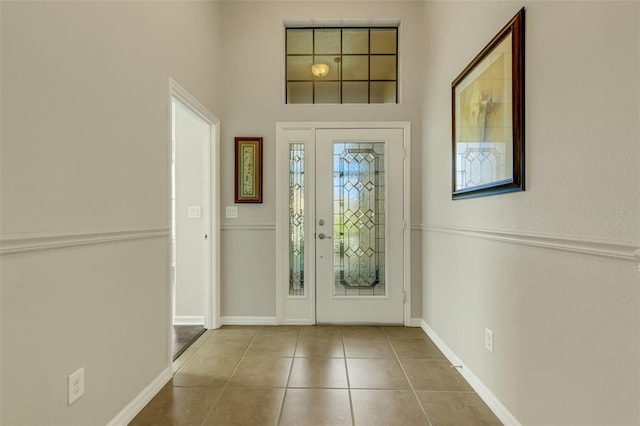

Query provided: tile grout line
[382,327,434,426]
[198,327,262,426]
[341,327,357,426]
[139,326,498,426]
[276,327,302,426]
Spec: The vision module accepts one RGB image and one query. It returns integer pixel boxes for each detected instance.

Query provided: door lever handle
[318,233,332,240]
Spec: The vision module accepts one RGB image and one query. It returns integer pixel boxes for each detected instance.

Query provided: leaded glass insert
[289,144,305,296]
[285,27,398,104]
[455,142,507,190]
[333,142,386,296]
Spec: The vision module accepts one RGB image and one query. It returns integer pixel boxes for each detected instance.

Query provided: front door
[315,128,404,323]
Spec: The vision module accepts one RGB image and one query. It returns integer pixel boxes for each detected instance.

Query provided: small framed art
[234,137,263,203]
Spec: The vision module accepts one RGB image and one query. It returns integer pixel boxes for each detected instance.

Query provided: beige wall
[0,1,220,424]
[1,0,639,424]
[216,1,426,320]
[421,1,640,424]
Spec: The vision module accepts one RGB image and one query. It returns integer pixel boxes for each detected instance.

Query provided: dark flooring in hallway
[173,325,206,361]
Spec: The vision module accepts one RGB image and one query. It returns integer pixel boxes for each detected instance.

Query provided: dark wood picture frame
[452,8,525,200]
[234,137,263,203]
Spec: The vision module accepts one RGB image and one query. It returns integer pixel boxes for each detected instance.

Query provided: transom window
[286,27,398,104]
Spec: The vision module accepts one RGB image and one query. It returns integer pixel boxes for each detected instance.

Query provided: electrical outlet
[68,367,85,405]
[484,328,494,353]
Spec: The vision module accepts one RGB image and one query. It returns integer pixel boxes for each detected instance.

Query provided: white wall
[174,100,206,321]
[0,1,220,424]
[216,0,426,321]
[421,1,640,424]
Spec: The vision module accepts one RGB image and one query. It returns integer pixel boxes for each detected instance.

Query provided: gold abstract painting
[452,8,525,199]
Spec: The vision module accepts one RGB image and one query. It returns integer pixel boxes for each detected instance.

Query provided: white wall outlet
[68,367,85,405]
[226,206,238,218]
[485,328,494,353]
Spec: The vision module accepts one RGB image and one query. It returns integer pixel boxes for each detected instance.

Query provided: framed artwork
[234,137,263,203]
[452,7,525,199]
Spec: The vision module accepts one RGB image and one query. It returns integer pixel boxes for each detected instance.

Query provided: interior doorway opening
[169,79,221,361]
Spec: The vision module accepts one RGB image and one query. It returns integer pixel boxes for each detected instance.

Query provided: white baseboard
[221,317,421,327]
[283,318,314,325]
[407,317,422,327]
[173,315,205,325]
[421,320,521,426]
[107,366,172,426]
[222,316,278,326]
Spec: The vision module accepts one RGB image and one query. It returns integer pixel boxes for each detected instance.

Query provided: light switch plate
[226,206,238,218]
[188,206,201,218]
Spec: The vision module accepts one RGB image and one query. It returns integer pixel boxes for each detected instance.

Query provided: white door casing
[169,79,221,342]
[276,122,411,325]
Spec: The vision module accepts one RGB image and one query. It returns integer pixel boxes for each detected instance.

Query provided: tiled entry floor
[131,325,502,426]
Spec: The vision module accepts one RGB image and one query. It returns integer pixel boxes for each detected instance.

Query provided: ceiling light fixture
[311,63,330,77]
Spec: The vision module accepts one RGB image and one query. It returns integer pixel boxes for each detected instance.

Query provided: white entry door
[315,128,405,324]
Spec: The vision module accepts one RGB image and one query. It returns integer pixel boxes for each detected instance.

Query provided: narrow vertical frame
[234,137,263,203]
[288,143,305,296]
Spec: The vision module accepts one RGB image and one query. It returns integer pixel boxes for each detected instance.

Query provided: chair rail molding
[422,224,639,265]
[220,223,276,232]
[0,228,169,255]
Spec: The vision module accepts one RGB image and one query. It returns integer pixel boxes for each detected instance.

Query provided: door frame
[275,122,411,326]
[169,79,221,346]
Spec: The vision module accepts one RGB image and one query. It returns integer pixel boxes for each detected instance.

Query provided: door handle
[318,233,332,240]
[204,234,208,239]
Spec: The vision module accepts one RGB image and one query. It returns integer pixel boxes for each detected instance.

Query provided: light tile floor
[130,325,502,426]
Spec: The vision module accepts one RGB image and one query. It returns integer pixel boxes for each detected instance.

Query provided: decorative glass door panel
[333,143,386,296]
[315,128,404,324]
[289,143,305,296]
